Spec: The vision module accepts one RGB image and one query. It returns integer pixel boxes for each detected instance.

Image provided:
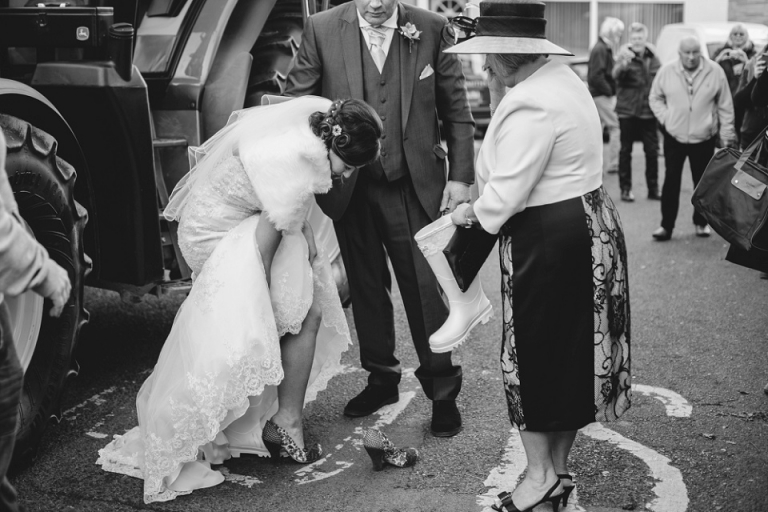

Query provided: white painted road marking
[63,386,116,421]
[631,384,692,418]
[293,369,419,484]
[582,423,689,512]
[477,385,691,512]
[219,467,262,488]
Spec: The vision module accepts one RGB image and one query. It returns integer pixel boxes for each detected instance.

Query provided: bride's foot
[261,419,322,464]
[269,413,306,448]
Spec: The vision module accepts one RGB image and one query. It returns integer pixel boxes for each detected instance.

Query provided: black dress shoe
[652,227,672,241]
[344,384,399,417]
[647,189,661,200]
[431,400,462,437]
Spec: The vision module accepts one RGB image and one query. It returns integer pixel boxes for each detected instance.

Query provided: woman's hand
[731,48,748,63]
[302,220,318,265]
[715,49,731,63]
[755,56,767,78]
[451,202,475,228]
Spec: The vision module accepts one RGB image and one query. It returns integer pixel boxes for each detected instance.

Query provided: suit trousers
[334,172,462,401]
[660,134,716,232]
[0,302,25,512]
[618,117,659,193]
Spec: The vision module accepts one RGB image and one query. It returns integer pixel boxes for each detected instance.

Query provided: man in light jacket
[649,36,736,241]
[0,131,71,512]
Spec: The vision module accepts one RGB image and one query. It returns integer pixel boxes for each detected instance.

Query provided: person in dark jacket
[733,47,768,148]
[727,49,768,285]
[612,22,662,201]
[714,24,758,146]
[588,16,624,174]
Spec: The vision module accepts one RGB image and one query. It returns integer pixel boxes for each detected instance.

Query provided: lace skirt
[498,186,631,431]
[96,214,350,503]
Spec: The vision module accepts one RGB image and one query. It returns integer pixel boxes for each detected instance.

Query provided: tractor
[0,0,346,465]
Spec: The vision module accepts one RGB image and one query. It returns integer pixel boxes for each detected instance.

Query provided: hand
[618,47,634,63]
[450,202,472,228]
[41,260,71,317]
[439,181,471,214]
[731,49,748,63]
[716,50,731,63]
[755,58,767,78]
[301,220,318,265]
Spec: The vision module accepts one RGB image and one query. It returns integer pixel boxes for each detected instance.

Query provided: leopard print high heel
[362,429,419,471]
[261,419,322,464]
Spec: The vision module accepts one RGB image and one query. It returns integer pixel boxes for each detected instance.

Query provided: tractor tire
[0,114,90,467]
[244,1,304,107]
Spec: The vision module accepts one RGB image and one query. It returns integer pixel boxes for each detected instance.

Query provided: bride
[97,96,382,503]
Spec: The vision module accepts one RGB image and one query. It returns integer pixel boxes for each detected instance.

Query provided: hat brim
[444,36,573,56]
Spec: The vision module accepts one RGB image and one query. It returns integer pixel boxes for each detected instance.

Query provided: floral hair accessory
[332,125,342,137]
[399,22,421,53]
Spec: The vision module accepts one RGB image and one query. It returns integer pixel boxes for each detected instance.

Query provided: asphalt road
[8,143,768,512]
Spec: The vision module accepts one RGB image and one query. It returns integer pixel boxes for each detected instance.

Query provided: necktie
[365,26,388,73]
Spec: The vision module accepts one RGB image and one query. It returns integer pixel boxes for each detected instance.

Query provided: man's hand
[439,181,471,214]
[617,46,634,64]
[301,220,318,265]
[40,260,71,317]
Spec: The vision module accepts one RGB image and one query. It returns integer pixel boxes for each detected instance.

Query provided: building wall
[728,0,768,25]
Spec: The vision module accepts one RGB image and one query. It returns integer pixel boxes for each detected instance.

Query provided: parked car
[655,22,768,65]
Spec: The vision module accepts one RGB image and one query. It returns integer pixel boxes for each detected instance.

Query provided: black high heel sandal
[362,429,419,471]
[492,480,564,512]
[261,419,322,464]
[558,473,575,508]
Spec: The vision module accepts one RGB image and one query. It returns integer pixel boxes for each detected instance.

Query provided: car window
[708,42,724,57]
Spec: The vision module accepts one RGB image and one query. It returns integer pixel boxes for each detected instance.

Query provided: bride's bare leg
[270,299,322,448]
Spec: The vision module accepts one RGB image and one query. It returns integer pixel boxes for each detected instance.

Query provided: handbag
[442,225,498,293]
[691,132,768,252]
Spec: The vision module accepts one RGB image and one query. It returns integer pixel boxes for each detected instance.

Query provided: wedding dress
[96,97,351,504]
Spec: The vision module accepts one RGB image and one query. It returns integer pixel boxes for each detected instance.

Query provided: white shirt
[473,60,604,234]
[356,7,398,57]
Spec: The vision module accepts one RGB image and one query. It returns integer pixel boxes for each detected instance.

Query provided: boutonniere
[399,22,421,53]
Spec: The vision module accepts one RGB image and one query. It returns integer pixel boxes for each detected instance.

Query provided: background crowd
[589,17,768,260]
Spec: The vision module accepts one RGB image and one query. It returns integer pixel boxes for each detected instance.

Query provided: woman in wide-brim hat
[446,1,632,511]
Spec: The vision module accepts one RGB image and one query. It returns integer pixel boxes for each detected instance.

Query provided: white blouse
[473,60,604,235]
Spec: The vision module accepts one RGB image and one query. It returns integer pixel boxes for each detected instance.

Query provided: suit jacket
[286,2,475,221]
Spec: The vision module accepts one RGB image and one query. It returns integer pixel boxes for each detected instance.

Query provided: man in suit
[286,0,475,437]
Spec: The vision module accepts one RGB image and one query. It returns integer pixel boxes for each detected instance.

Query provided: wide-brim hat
[445,0,573,56]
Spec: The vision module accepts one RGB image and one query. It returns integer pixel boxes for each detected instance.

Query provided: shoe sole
[429,303,493,354]
[431,424,463,437]
[343,394,399,418]
[229,446,271,458]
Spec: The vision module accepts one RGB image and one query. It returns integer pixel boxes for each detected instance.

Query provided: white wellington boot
[415,216,493,353]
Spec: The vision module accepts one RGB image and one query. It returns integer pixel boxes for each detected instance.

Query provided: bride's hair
[310,99,383,167]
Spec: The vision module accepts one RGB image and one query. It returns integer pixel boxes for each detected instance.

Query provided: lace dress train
[96,214,350,503]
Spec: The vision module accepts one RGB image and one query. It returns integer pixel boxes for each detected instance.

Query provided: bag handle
[735,131,766,171]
